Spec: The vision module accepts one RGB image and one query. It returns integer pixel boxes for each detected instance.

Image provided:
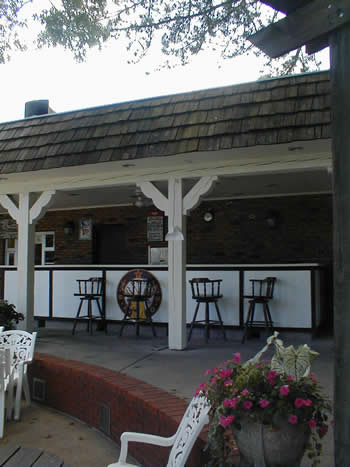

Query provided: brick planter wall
[29,353,239,467]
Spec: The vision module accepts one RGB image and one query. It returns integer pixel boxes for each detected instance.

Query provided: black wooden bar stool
[188,278,226,342]
[119,278,156,337]
[72,277,106,335]
[241,277,276,343]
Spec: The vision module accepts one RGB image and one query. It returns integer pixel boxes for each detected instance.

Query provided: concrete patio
[32,322,335,466]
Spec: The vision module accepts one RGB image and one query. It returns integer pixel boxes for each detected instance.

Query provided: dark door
[94,224,127,264]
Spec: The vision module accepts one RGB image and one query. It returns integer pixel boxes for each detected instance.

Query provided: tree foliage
[1,0,323,76]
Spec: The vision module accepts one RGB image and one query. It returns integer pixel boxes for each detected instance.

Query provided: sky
[0,15,330,124]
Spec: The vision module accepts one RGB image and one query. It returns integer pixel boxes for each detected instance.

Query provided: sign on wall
[147,211,164,242]
[0,218,17,239]
[79,218,92,240]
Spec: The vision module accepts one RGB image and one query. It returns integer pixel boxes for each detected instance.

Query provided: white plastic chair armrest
[118,431,176,464]
[0,327,4,333]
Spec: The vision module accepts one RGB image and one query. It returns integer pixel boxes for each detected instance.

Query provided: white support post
[17,193,36,331]
[138,177,218,350]
[167,178,187,350]
[0,191,55,331]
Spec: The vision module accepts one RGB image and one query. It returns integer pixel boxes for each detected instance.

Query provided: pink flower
[204,368,212,376]
[241,389,249,396]
[310,372,318,382]
[211,376,217,386]
[259,399,270,408]
[267,371,277,380]
[267,371,278,385]
[287,376,294,381]
[231,397,239,408]
[320,425,328,437]
[219,368,233,379]
[224,379,233,387]
[280,385,290,396]
[303,399,312,407]
[289,414,298,425]
[223,398,237,408]
[194,382,207,396]
[233,353,241,364]
[294,398,304,408]
[219,415,235,428]
[308,419,317,429]
[243,401,253,410]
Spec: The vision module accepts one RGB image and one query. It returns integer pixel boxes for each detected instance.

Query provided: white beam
[1,191,56,332]
[17,193,36,331]
[30,190,55,223]
[0,195,19,222]
[183,176,218,214]
[137,182,168,214]
[167,178,187,350]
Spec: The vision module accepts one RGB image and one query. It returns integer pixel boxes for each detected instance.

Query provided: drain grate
[32,378,46,402]
[99,404,110,435]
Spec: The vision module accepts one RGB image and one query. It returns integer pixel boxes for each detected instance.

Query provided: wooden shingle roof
[0,70,330,175]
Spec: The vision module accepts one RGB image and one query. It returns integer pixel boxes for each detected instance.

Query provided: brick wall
[29,353,239,467]
[188,194,332,265]
[0,194,333,266]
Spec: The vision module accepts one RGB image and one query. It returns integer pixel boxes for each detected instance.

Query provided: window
[5,232,55,266]
[35,232,55,265]
[5,238,17,266]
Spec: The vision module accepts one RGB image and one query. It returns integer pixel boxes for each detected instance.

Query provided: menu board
[147,211,164,242]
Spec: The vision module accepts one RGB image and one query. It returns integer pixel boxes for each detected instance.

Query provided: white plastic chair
[0,331,37,420]
[0,348,14,438]
[107,395,210,467]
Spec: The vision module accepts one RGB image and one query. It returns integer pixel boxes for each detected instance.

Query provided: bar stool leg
[264,303,274,333]
[242,301,255,344]
[205,302,210,342]
[136,301,140,336]
[214,301,226,340]
[96,298,107,334]
[188,302,200,342]
[120,300,131,336]
[145,302,156,337]
[88,298,93,335]
[72,299,84,335]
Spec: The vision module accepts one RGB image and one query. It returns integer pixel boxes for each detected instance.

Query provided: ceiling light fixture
[288,146,304,152]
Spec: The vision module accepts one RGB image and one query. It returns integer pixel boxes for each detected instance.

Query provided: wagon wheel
[117,269,162,317]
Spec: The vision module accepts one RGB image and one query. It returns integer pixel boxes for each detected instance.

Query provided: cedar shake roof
[0,70,330,175]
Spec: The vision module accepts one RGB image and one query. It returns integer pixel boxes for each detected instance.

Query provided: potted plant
[197,332,332,467]
[0,299,24,330]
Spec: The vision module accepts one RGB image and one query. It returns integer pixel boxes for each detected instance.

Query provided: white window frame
[4,232,55,265]
[5,238,17,266]
[35,232,55,265]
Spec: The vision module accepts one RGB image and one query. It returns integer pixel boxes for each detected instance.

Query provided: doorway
[94,224,127,264]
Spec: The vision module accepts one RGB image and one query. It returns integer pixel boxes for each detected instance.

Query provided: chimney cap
[25,100,54,118]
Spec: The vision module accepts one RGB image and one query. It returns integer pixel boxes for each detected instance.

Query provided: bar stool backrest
[190,278,222,299]
[76,277,104,296]
[249,277,276,299]
[125,279,153,298]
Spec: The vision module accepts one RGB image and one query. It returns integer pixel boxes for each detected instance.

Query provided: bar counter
[1,263,325,332]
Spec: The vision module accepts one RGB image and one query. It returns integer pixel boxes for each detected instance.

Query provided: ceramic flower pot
[232,416,310,467]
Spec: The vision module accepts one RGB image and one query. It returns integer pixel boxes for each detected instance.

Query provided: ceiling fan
[131,186,153,208]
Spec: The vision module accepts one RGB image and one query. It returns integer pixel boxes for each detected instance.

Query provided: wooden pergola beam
[250,0,350,58]
[260,0,307,14]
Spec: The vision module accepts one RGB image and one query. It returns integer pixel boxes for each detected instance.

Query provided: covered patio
[0,70,332,351]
